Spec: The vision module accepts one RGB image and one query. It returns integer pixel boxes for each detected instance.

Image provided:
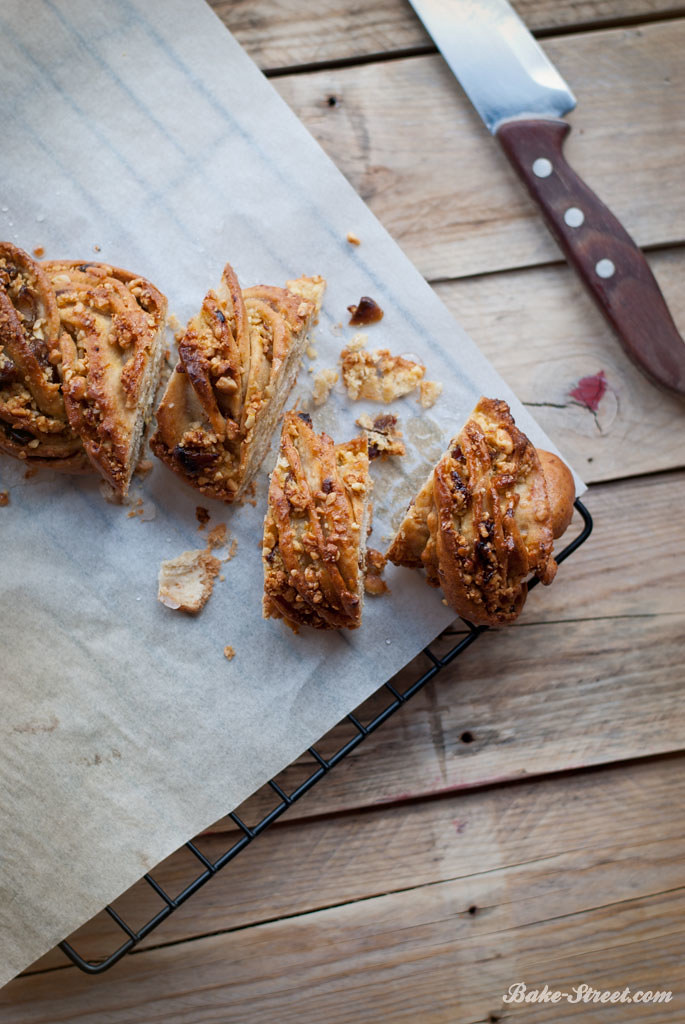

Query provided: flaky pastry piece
[386,397,575,626]
[151,264,325,502]
[0,243,86,469]
[263,411,371,631]
[42,260,167,497]
[158,548,221,613]
[341,347,425,402]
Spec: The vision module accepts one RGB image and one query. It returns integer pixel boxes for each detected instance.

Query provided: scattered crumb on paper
[346,231,361,246]
[356,413,406,460]
[0,490,9,507]
[306,344,318,360]
[347,332,367,352]
[32,245,45,258]
[419,380,443,409]
[135,458,153,478]
[158,549,221,613]
[312,368,338,405]
[196,505,210,529]
[223,645,235,661]
[365,548,388,595]
[341,347,425,402]
[206,522,227,550]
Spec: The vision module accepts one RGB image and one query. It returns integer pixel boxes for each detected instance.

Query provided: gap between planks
[11,754,685,1021]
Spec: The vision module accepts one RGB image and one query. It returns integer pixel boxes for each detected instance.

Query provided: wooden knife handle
[496,118,685,397]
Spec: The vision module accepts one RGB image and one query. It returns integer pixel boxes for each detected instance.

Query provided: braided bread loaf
[262,411,371,631]
[0,243,86,470]
[43,260,167,496]
[0,244,166,495]
[386,397,575,626]
[151,264,325,502]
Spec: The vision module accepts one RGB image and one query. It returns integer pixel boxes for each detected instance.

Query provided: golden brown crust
[0,243,86,469]
[42,260,167,495]
[537,449,575,539]
[386,397,568,626]
[262,411,371,631]
[150,265,325,502]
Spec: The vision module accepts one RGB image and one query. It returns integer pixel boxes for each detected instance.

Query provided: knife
[407,0,685,396]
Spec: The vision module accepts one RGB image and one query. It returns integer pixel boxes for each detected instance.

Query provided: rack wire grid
[57,498,592,974]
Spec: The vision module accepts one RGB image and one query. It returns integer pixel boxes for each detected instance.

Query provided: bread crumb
[0,490,9,507]
[93,244,101,252]
[356,413,406,460]
[158,549,221,613]
[223,645,235,661]
[32,246,45,258]
[306,344,318,360]
[347,332,367,352]
[237,480,258,507]
[167,312,183,336]
[419,380,443,409]
[219,574,226,582]
[207,522,227,549]
[312,368,338,406]
[196,505,210,529]
[341,348,425,402]
[346,231,361,246]
[365,548,388,595]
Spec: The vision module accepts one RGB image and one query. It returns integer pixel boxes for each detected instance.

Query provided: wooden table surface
[2,1,685,1020]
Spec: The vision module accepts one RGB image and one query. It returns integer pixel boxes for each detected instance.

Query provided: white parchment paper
[0,0,584,986]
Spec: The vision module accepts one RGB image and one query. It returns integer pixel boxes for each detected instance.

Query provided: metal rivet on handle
[595,258,616,279]
[532,157,553,178]
[564,207,584,227]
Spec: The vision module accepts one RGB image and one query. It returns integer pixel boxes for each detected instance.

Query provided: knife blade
[407,0,685,396]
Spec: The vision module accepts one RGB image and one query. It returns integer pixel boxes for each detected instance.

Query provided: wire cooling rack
[57,499,592,974]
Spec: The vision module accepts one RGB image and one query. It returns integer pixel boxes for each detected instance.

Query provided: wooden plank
[272,19,685,280]
[210,0,685,71]
[22,467,685,968]
[24,754,685,973]
[7,758,685,1020]
[433,250,685,483]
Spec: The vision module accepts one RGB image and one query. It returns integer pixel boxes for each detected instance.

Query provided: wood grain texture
[7,758,685,1021]
[273,19,685,280]
[20,470,685,978]
[23,754,685,973]
[433,250,685,483]
[210,0,685,71]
